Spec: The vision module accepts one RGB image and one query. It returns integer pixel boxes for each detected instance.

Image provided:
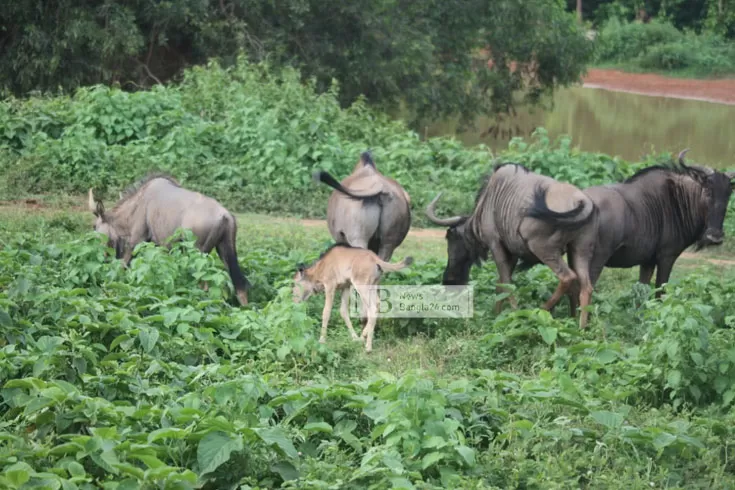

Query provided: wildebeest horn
[677,148,690,164]
[88,189,96,212]
[88,188,105,216]
[425,193,464,227]
[725,171,735,182]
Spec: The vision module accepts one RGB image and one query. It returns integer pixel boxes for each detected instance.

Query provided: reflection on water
[424,87,735,169]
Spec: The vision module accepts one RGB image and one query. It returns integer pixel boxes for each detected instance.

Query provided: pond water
[424,86,735,170]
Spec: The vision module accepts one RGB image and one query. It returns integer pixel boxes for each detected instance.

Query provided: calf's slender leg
[339,287,361,341]
[319,286,336,344]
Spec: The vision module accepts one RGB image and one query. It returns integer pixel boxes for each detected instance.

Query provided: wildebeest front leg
[339,287,361,341]
[489,242,518,313]
[319,286,336,344]
[122,223,148,267]
[636,263,656,307]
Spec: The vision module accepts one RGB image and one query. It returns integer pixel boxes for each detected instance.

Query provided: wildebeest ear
[297,263,306,273]
[725,171,735,188]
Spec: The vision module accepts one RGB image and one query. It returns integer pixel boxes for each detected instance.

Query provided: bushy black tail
[526,185,594,230]
[217,216,251,295]
[313,170,382,200]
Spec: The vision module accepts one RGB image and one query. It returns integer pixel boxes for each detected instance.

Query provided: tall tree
[0,0,595,126]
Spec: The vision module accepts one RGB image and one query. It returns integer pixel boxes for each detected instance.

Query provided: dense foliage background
[0,0,594,127]
[0,58,662,230]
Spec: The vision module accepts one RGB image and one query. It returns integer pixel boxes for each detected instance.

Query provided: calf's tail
[216,214,251,304]
[375,256,414,273]
[526,185,595,231]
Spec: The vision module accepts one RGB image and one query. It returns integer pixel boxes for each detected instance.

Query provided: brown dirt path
[582,68,735,105]
[292,216,735,266]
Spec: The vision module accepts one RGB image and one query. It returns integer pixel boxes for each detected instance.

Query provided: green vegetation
[594,17,735,76]
[2,200,735,488]
[0,58,670,230]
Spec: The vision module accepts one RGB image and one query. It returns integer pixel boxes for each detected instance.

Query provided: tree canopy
[1,0,594,126]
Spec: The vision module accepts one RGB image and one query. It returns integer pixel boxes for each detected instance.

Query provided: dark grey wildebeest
[313,151,411,261]
[88,174,250,305]
[542,150,735,329]
[425,162,598,315]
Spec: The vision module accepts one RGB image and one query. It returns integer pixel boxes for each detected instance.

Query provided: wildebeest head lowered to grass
[543,149,735,329]
[88,174,250,305]
[313,151,411,261]
[425,162,598,316]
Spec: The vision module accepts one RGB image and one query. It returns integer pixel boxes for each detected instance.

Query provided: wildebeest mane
[623,161,709,186]
[114,172,180,209]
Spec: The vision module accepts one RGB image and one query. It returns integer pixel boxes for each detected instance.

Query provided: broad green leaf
[255,427,298,459]
[456,445,476,466]
[421,451,444,470]
[390,477,415,489]
[197,431,243,475]
[667,370,682,388]
[0,309,11,327]
[4,462,32,486]
[303,422,333,434]
[147,427,188,443]
[590,410,624,430]
[538,326,557,345]
[271,461,299,481]
[138,328,159,353]
[652,432,677,450]
[67,461,85,478]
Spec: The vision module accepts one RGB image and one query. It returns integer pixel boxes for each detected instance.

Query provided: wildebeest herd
[88,149,735,352]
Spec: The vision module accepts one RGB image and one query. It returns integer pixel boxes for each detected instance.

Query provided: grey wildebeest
[313,151,411,261]
[425,162,598,316]
[542,150,735,329]
[88,174,250,305]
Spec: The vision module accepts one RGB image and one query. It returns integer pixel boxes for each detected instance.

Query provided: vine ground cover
[3,206,735,489]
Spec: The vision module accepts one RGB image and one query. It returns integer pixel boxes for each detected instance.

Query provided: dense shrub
[0,57,654,229]
[594,18,735,75]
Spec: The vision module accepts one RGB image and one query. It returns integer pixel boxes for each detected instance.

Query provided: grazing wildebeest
[313,151,411,261]
[88,174,250,305]
[543,149,735,329]
[425,162,598,315]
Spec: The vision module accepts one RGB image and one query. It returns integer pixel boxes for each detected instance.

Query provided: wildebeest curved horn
[425,193,464,227]
[88,189,97,213]
[677,148,690,164]
[725,171,735,181]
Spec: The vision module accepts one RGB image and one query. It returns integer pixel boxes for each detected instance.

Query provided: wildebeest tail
[313,170,382,200]
[526,185,595,230]
[217,215,251,293]
[375,256,413,272]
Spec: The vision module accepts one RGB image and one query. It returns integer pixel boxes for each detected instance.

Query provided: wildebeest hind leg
[527,245,578,312]
[636,263,656,307]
